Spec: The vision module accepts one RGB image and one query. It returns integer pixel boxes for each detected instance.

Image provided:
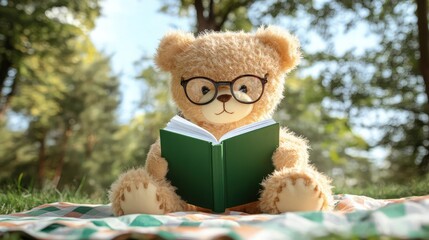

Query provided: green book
[160,115,279,213]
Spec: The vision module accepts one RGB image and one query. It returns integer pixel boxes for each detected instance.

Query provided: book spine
[211,144,225,213]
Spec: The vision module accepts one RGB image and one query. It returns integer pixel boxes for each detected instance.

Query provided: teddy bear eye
[239,85,248,93]
[201,86,210,95]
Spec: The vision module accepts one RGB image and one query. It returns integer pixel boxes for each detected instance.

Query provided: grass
[334,176,429,199]
[1,176,428,215]
[0,184,108,215]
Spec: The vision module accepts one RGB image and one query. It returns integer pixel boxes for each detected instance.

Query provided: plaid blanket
[1,194,428,239]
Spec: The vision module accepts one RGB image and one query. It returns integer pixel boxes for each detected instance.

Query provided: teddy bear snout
[217,94,232,103]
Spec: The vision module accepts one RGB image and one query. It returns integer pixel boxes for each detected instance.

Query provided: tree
[0,40,121,191]
[267,0,429,180]
[0,1,125,194]
[51,46,121,190]
[274,75,370,185]
[0,0,101,119]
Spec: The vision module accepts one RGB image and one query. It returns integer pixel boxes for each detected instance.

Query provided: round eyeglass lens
[232,76,264,103]
[185,78,216,104]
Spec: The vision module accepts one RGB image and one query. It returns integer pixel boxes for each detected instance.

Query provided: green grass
[0,184,108,215]
[1,177,428,215]
[334,176,429,199]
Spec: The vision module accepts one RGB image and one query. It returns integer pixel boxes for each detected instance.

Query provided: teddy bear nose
[217,94,232,103]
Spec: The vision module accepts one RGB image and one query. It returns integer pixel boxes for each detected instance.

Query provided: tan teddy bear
[109,26,333,215]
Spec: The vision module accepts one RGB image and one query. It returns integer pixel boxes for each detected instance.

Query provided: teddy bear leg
[259,167,333,214]
[109,168,186,216]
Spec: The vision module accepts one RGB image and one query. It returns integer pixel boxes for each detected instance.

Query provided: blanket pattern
[1,194,429,239]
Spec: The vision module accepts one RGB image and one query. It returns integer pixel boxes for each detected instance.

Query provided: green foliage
[53,47,121,192]
[0,0,101,114]
[124,61,177,166]
[0,0,121,196]
[275,75,372,186]
[0,46,122,193]
[299,0,429,181]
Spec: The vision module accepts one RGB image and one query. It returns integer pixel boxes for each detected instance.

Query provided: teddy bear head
[155,26,300,138]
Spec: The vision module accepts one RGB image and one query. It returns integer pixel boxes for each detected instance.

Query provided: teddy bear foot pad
[120,182,164,215]
[275,177,324,212]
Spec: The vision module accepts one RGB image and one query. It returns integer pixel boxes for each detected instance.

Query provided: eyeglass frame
[180,73,269,105]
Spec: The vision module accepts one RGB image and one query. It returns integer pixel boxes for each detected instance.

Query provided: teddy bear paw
[120,181,165,215]
[275,177,324,212]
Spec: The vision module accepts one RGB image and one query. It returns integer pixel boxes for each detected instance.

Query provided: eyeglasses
[180,74,268,105]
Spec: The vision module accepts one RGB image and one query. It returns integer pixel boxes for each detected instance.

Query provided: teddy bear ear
[155,31,195,72]
[255,26,301,72]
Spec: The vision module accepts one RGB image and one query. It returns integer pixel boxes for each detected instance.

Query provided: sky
[90,0,191,123]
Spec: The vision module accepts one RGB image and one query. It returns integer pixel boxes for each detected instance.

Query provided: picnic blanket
[1,194,429,239]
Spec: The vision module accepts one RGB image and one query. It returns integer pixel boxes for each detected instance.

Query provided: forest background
[0,0,428,198]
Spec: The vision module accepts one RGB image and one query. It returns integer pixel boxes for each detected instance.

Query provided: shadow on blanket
[1,194,428,239]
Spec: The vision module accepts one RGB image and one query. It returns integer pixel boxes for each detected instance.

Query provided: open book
[160,115,279,212]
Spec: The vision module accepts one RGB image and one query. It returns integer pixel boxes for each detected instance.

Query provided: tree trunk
[52,126,72,188]
[416,0,429,103]
[0,33,13,95]
[37,131,47,187]
[194,0,218,33]
[0,57,12,98]
[0,72,18,119]
[193,0,255,34]
[0,33,16,119]
[85,133,97,159]
[416,0,429,175]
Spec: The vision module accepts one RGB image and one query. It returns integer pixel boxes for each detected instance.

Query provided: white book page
[164,115,276,144]
[219,119,276,142]
[165,115,218,143]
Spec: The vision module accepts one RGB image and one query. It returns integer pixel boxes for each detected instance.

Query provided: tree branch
[217,0,254,30]
[194,0,207,33]
[208,0,215,22]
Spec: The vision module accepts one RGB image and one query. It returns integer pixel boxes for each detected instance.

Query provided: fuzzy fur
[259,165,333,213]
[109,26,333,216]
[109,168,186,215]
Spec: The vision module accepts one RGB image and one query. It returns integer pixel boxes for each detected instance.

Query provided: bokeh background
[0,0,428,198]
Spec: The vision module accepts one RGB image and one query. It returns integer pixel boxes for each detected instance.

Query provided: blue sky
[90,0,191,123]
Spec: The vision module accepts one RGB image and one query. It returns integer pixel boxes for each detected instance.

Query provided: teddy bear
[109,26,333,215]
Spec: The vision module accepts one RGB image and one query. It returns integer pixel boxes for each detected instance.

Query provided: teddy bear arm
[145,139,168,180]
[272,127,310,170]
